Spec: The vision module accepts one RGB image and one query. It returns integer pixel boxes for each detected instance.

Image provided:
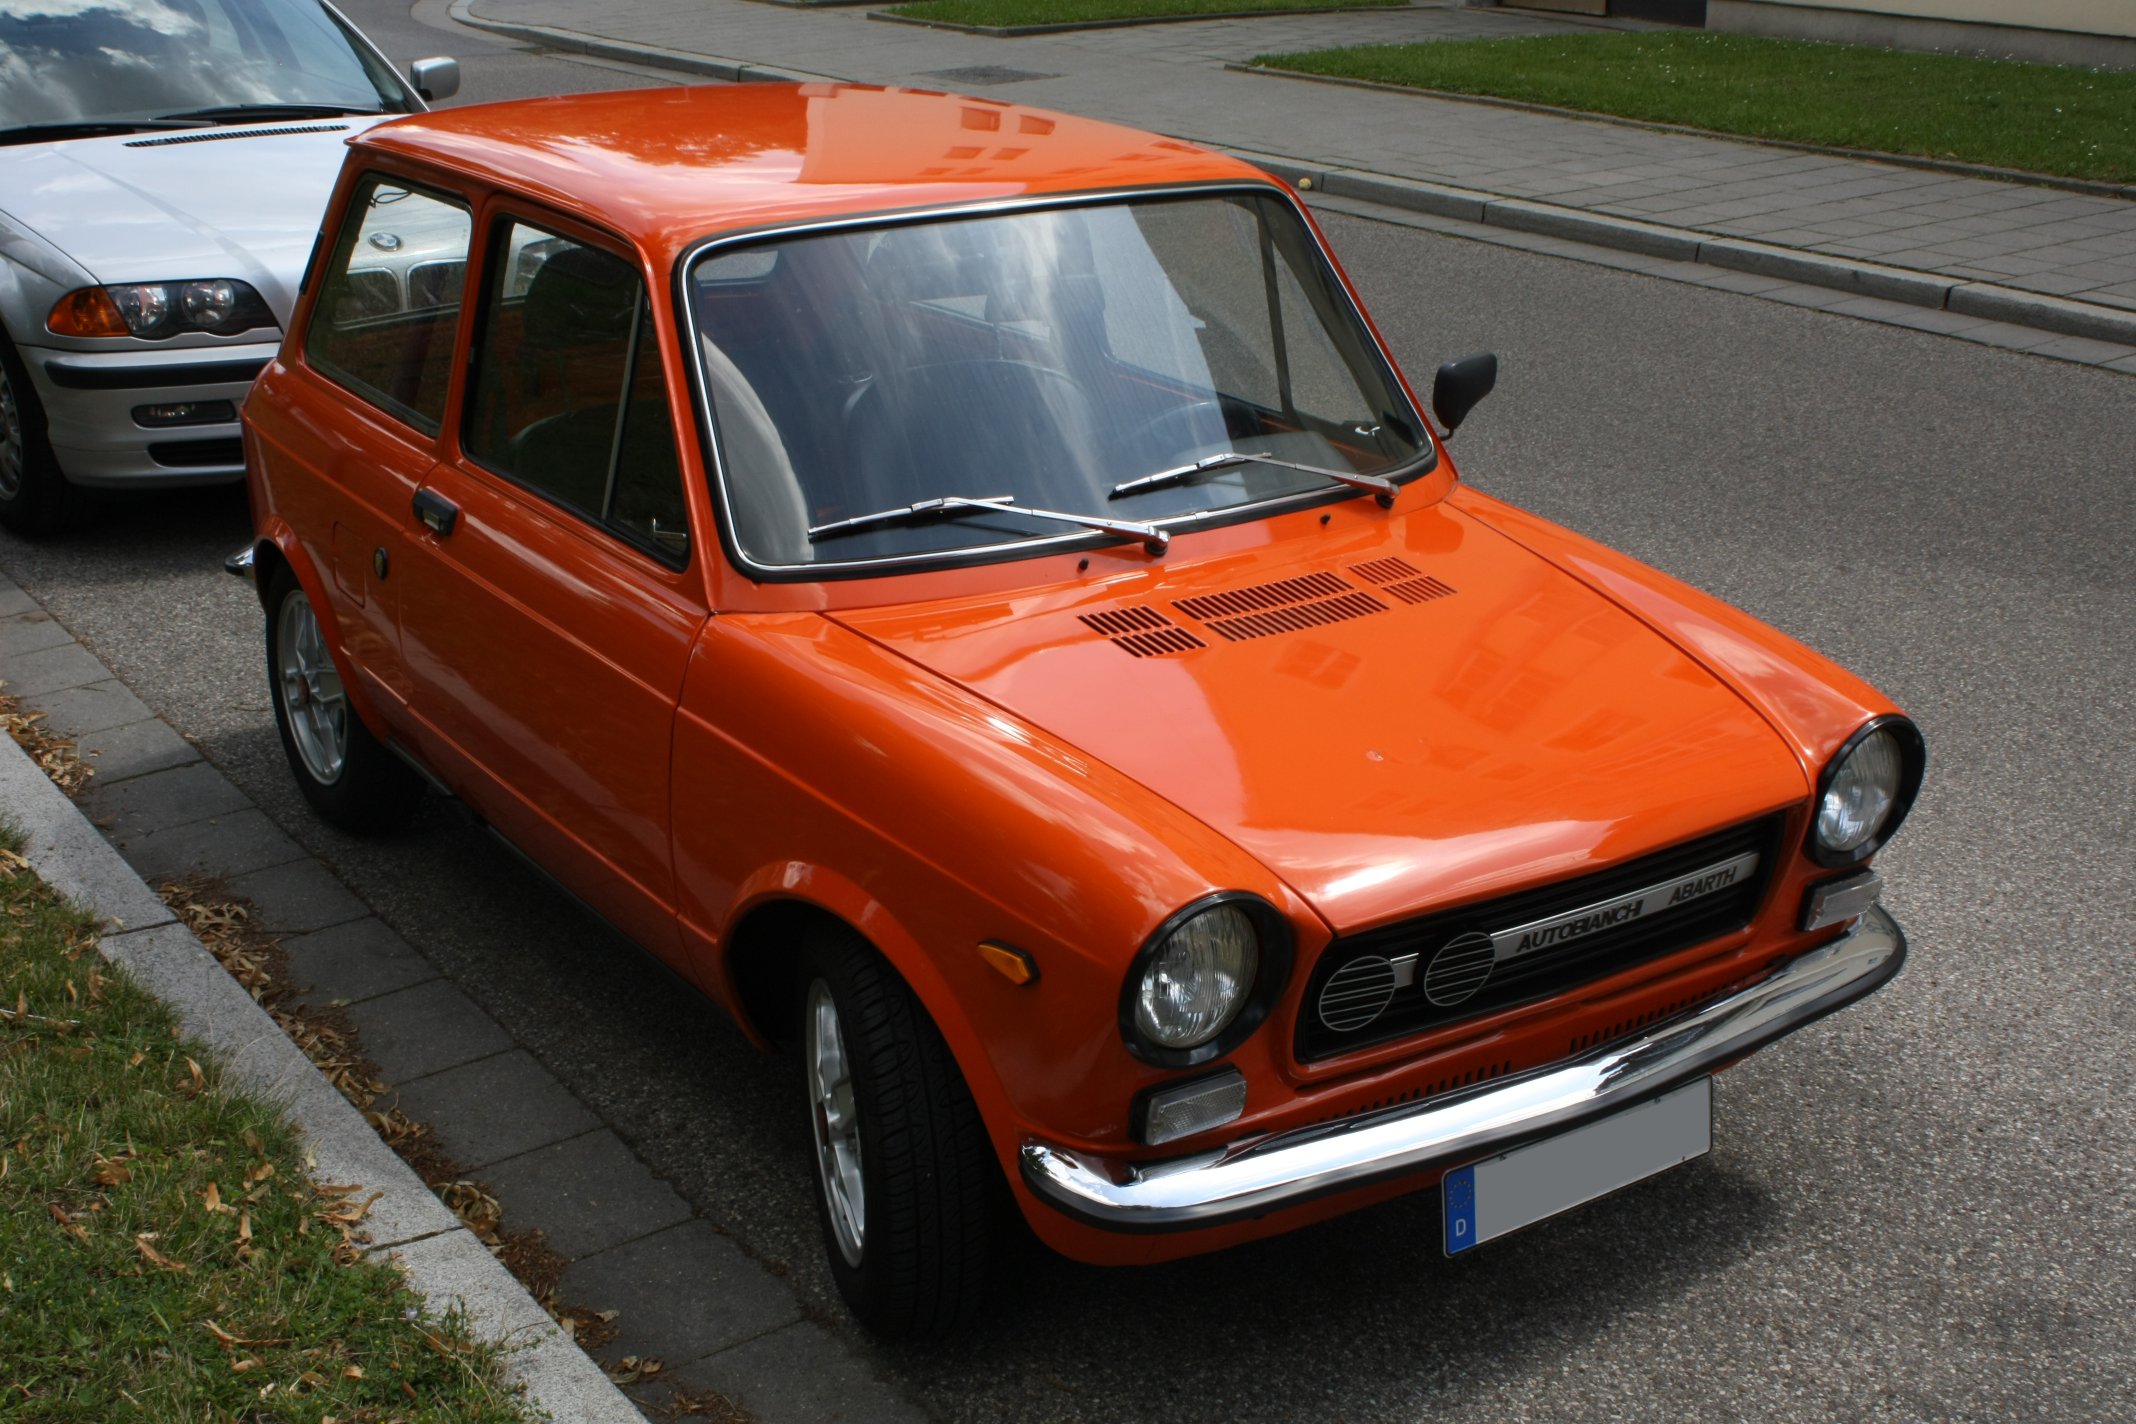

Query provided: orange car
[236,85,1922,1337]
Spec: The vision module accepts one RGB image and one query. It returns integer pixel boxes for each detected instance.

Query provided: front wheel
[800,929,995,1338]
[264,566,423,833]
[0,331,83,537]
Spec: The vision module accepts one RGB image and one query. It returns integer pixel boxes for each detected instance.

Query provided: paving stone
[688,1320,931,1424]
[0,609,73,658]
[31,678,155,739]
[481,1130,692,1260]
[0,581,35,617]
[0,640,111,698]
[344,978,513,1083]
[389,1048,599,1169]
[82,761,249,842]
[119,807,307,884]
[227,857,369,933]
[74,717,202,784]
[283,916,439,1005]
[562,1221,800,1364]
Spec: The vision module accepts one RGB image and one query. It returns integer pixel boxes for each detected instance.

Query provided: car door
[260,170,475,709]
[395,210,705,965]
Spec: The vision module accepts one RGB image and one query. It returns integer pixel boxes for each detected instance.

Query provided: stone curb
[1235,154,2136,347]
[0,731,641,1424]
[445,7,2136,352]
[867,2,1401,40]
[445,0,839,82]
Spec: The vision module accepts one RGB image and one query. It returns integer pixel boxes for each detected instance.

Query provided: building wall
[1705,0,2136,66]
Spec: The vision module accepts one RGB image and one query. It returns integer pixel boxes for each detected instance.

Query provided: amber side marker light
[979,941,1039,986]
[47,287,131,338]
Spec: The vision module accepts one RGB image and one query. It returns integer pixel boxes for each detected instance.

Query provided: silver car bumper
[1022,904,1906,1231]
[19,339,278,488]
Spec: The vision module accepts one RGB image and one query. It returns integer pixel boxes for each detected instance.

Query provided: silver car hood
[0,119,389,324]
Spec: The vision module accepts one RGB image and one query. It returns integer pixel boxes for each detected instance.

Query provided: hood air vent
[1084,561,1457,657]
[1351,557,1456,606]
[1175,570,1388,644]
[126,123,349,147]
[1080,606,1205,658]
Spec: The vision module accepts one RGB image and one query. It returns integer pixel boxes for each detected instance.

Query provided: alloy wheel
[275,590,348,785]
[806,980,866,1267]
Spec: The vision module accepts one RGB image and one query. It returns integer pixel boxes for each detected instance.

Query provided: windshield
[687,191,1431,571]
[0,0,408,132]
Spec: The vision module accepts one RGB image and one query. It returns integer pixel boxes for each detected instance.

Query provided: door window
[464,221,689,565]
[305,175,472,435]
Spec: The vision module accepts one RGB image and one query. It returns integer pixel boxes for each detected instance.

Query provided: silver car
[0,0,457,534]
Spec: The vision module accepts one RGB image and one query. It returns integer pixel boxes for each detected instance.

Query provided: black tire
[264,564,423,833]
[798,926,995,1338]
[0,329,83,537]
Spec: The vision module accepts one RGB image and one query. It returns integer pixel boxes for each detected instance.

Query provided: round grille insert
[1317,954,1397,1033]
[1422,931,1496,1008]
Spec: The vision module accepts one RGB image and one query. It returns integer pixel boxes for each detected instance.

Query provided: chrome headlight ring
[1118,892,1293,1069]
[1810,715,1926,868]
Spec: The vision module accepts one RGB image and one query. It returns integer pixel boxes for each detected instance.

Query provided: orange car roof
[353,84,1279,264]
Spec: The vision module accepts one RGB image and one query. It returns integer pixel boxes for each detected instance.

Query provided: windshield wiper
[0,119,202,145]
[808,494,1168,556]
[1109,449,1418,508]
[155,104,385,123]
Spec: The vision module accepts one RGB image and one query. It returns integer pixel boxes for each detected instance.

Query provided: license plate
[1443,1077,1712,1255]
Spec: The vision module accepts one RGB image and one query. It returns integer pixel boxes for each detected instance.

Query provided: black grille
[1296,813,1787,1062]
[147,437,244,469]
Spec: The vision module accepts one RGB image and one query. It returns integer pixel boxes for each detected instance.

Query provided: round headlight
[1812,718,1924,864]
[1133,903,1258,1051]
[182,279,239,331]
[108,283,172,337]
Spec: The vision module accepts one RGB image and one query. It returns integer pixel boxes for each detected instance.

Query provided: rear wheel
[0,331,82,537]
[799,927,995,1338]
[265,565,423,833]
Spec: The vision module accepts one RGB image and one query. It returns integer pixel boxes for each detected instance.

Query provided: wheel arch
[252,525,394,737]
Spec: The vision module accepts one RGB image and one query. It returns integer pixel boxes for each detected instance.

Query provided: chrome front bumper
[1022,905,1906,1232]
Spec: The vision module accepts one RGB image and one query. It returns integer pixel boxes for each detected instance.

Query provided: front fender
[250,516,395,741]
[673,611,1321,1158]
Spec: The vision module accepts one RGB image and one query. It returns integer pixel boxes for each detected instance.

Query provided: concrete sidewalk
[452,0,2136,363]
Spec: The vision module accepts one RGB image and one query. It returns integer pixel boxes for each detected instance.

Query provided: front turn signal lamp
[49,280,276,340]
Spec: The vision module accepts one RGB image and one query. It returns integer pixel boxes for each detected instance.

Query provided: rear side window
[464,220,689,565]
[305,176,471,435]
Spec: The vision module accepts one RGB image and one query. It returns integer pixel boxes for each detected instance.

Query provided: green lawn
[1254,33,2136,184]
[0,831,532,1424]
[892,0,1397,31]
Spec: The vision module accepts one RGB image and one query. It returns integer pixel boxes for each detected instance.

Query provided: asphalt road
[5,32,2134,1424]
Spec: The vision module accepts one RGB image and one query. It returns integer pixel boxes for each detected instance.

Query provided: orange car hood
[831,501,1809,933]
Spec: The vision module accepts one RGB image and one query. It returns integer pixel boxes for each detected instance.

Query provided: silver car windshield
[0,0,408,134]
[686,191,1431,572]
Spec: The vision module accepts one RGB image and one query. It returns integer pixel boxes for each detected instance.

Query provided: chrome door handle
[413,488,459,537]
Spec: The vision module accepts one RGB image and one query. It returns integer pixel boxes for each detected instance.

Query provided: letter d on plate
[1443,1166,1478,1254]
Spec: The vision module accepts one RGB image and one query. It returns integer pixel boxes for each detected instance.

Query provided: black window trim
[302,169,473,439]
[458,207,694,575]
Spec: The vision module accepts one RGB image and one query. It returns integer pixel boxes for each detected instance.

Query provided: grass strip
[1253,33,2136,184]
[0,829,533,1424]
[891,0,1397,32]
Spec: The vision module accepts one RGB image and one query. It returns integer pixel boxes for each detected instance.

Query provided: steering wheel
[1120,399,1230,467]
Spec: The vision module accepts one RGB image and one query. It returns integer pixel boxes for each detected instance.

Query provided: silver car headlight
[1121,895,1292,1066]
[1811,717,1925,866]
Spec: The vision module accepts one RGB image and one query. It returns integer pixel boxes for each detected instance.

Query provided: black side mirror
[1432,352,1497,435]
